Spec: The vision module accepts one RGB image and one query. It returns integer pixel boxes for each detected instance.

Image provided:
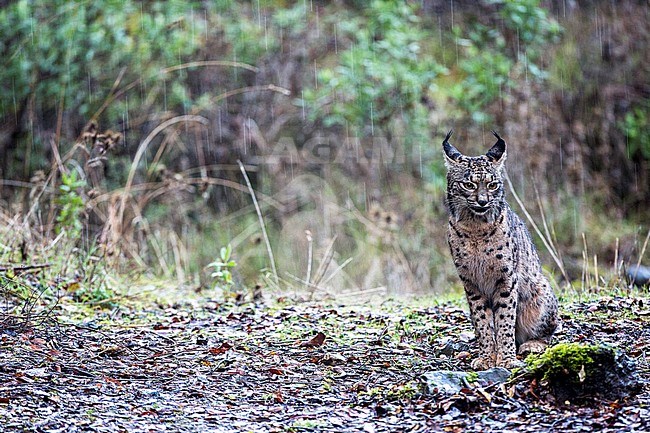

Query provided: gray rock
[421,367,511,395]
[627,264,650,287]
[437,338,472,356]
[477,367,512,384]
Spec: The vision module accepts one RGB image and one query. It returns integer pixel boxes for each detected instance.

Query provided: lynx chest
[448,221,514,294]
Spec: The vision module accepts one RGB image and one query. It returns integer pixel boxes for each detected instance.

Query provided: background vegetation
[1,0,648,306]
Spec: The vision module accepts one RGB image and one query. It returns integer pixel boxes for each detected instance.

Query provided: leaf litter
[0,296,648,432]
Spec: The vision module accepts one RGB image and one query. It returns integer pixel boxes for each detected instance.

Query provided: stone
[437,337,472,357]
[627,264,650,287]
[421,367,511,395]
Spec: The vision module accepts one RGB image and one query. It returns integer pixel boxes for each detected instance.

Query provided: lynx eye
[487,182,500,191]
[461,181,476,190]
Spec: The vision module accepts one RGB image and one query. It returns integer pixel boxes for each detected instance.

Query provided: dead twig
[0,263,52,272]
[320,257,354,286]
[161,60,258,74]
[237,160,279,286]
[312,235,338,287]
[305,230,314,296]
[117,115,209,239]
[285,272,332,296]
[505,172,569,284]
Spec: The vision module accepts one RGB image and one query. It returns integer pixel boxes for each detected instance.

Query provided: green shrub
[3,1,204,112]
[55,171,87,239]
[450,0,561,122]
[0,0,206,176]
[305,0,444,140]
[620,105,650,160]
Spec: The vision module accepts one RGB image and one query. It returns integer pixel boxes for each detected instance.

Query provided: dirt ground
[1,295,649,432]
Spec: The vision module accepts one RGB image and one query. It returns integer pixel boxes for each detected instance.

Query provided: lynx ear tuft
[442,130,463,165]
[486,130,507,164]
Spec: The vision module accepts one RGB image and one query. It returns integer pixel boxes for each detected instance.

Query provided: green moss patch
[526,343,599,381]
[526,343,642,402]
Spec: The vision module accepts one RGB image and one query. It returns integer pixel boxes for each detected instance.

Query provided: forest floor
[1,292,649,432]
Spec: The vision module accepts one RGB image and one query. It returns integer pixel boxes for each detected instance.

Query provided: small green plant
[465,371,479,383]
[72,284,117,308]
[207,244,237,289]
[55,171,87,238]
[0,271,32,302]
[364,386,385,398]
[620,105,650,159]
[386,381,419,400]
[289,419,328,431]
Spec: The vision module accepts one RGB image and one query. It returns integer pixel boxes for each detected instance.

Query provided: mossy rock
[525,343,642,402]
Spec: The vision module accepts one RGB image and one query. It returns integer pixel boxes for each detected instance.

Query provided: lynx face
[443,131,507,223]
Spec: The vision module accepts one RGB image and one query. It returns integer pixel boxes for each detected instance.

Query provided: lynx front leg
[493,278,520,368]
[464,285,496,370]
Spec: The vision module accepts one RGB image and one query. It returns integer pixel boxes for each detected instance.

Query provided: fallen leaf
[138,410,158,416]
[28,338,47,352]
[268,368,284,375]
[209,342,233,355]
[300,332,326,348]
[63,281,80,292]
[104,376,123,387]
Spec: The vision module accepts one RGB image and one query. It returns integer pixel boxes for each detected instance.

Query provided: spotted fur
[443,130,559,370]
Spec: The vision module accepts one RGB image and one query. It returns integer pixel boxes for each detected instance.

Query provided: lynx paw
[518,340,548,357]
[495,351,524,369]
[470,356,496,370]
[497,357,525,369]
